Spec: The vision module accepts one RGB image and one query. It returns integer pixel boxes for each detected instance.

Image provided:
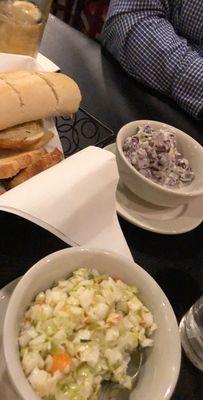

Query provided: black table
[1,15,203,400]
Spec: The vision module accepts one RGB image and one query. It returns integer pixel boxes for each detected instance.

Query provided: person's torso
[107,0,203,46]
[170,0,203,45]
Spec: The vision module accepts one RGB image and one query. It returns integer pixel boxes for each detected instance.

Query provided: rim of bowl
[3,247,181,400]
[116,120,203,197]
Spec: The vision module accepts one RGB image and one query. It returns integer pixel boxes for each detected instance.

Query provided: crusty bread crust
[8,148,63,188]
[0,71,81,130]
[0,120,45,149]
[37,72,82,115]
[0,148,46,179]
[0,182,6,195]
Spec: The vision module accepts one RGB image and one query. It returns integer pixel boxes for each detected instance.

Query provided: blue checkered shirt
[102,0,203,118]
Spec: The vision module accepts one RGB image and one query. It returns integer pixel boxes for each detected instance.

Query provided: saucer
[0,278,21,400]
[105,143,203,234]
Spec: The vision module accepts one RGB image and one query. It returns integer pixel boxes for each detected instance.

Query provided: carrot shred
[109,315,124,325]
[60,306,69,312]
[51,353,72,375]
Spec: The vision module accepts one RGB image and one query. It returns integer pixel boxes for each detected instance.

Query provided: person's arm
[102,0,203,118]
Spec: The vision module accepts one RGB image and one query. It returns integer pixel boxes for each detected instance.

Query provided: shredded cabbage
[18,268,156,399]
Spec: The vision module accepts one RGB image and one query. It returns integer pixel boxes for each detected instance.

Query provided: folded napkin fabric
[0,52,59,72]
[0,146,132,258]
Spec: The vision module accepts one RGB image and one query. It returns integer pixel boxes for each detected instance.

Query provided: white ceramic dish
[0,278,20,400]
[3,247,181,400]
[116,179,203,235]
[116,120,203,207]
[105,143,203,234]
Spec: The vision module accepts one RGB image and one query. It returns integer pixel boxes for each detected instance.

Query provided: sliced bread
[0,182,6,195]
[24,130,54,151]
[8,148,63,189]
[0,120,45,149]
[0,148,46,179]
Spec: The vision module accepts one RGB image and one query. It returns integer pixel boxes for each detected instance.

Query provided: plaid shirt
[102,0,203,118]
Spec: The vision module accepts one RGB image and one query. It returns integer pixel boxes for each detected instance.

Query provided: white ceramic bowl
[3,247,181,400]
[116,120,203,207]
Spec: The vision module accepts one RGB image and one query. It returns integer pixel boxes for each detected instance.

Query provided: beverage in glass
[0,0,52,57]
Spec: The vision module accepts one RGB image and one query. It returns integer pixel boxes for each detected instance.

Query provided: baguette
[8,148,63,189]
[0,148,46,179]
[0,120,45,149]
[0,71,81,130]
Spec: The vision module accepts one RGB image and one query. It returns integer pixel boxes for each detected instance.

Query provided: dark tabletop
[1,14,203,400]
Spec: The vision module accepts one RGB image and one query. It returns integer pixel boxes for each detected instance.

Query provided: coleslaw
[18,268,156,399]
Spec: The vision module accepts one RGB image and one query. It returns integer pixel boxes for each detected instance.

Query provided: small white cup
[116,120,203,207]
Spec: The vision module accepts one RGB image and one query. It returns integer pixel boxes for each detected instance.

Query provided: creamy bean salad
[123,125,195,188]
[18,268,156,400]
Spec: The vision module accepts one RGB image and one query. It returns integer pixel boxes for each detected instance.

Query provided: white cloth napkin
[0,52,59,72]
[36,53,60,72]
[0,146,132,258]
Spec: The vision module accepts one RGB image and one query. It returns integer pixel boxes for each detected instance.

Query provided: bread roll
[0,71,81,130]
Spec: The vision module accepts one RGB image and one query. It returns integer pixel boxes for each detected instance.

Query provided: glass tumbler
[179,295,203,371]
[0,0,52,57]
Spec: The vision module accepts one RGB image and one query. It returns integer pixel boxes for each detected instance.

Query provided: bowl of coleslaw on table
[3,247,181,400]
